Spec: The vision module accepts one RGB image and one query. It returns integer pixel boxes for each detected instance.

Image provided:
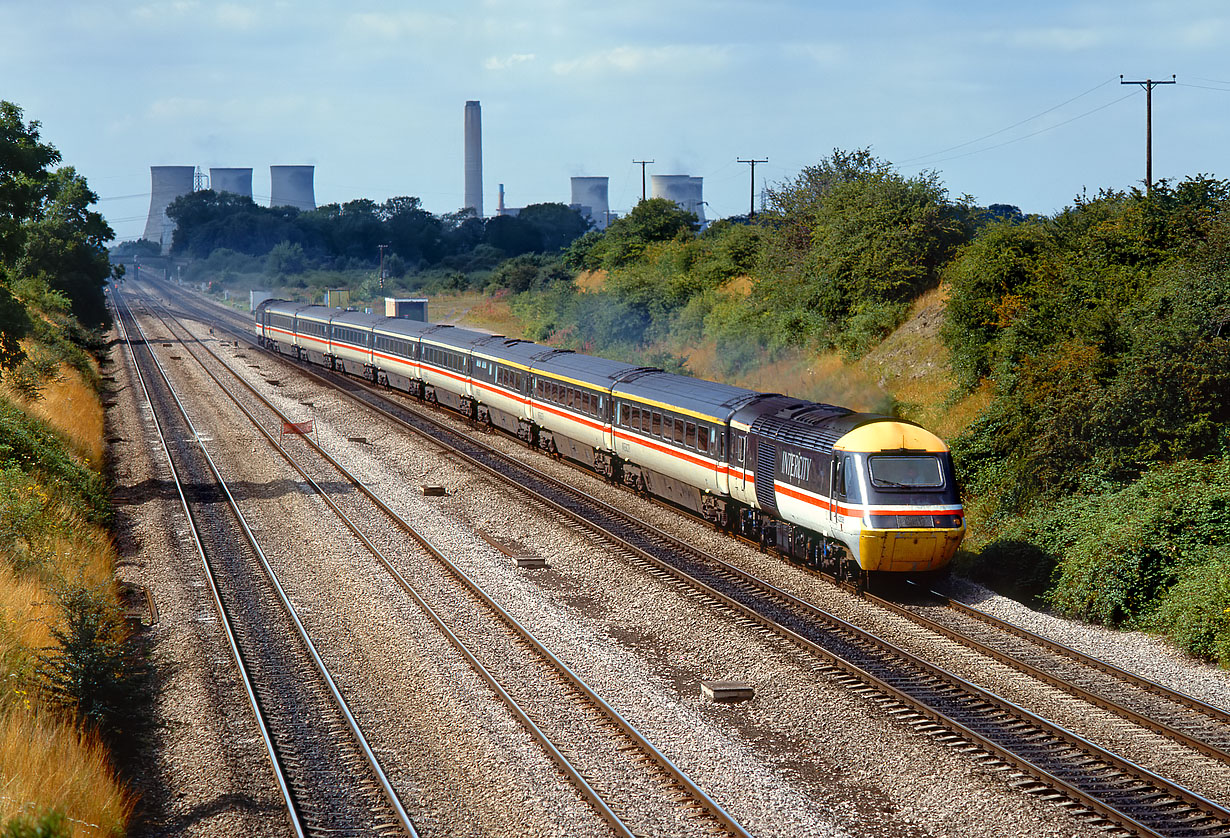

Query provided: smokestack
[570,177,610,229]
[270,165,316,211]
[209,167,253,199]
[143,165,195,250]
[464,100,483,218]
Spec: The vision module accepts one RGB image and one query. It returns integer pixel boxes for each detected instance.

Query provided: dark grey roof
[531,350,652,391]
[615,371,762,423]
[471,337,553,368]
[373,318,443,340]
[734,396,904,452]
[330,310,386,329]
[420,323,501,352]
[294,305,340,323]
[261,299,310,318]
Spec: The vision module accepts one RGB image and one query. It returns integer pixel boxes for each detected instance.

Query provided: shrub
[1,810,69,838]
[37,584,148,739]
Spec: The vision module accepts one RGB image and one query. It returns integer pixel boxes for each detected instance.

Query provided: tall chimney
[464,100,483,218]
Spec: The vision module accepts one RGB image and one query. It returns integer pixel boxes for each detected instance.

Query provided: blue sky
[4,0,1229,241]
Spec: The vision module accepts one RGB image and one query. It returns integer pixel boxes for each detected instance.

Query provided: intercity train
[255,300,965,582]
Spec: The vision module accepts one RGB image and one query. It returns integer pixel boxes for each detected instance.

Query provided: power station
[270,165,316,211]
[209,167,253,199]
[651,174,705,224]
[135,98,724,246]
[143,165,195,252]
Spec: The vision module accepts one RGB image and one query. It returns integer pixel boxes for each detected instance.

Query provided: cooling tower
[142,165,195,248]
[570,177,610,229]
[270,165,316,211]
[464,100,483,218]
[209,167,253,199]
[651,174,705,223]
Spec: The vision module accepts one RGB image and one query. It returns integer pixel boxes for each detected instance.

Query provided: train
[254,299,965,583]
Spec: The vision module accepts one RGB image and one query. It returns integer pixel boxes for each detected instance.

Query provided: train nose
[859,523,966,572]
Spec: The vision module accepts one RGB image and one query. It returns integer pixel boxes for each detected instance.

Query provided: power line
[898,77,1118,165]
[904,92,1136,167]
[1120,74,1175,193]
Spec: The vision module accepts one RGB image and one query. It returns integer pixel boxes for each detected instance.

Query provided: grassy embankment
[0,345,134,836]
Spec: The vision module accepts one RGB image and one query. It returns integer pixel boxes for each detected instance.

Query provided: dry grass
[0,707,133,836]
[1,359,104,470]
[574,269,608,293]
[0,568,57,677]
[459,290,527,337]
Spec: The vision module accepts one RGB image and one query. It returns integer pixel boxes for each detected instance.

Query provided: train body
[255,299,965,579]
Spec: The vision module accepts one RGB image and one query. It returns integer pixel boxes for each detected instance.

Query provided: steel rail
[153,279,1230,837]
[861,586,1230,765]
[110,290,307,838]
[115,289,419,837]
[143,290,751,838]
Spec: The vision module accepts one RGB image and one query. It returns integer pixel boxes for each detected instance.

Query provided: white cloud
[998,26,1103,51]
[344,10,457,41]
[484,53,536,71]
[552,44,730,77]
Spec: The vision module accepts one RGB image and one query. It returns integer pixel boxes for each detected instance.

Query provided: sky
[4,0,1229,242]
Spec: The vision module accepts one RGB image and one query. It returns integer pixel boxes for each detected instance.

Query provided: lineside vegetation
[1,100,135,836]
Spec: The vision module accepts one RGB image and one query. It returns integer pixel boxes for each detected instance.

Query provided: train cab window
[673,418,685,445]
[685,422,696,449]
[868,456,943,489]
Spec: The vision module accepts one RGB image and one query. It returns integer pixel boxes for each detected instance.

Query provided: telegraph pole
[737,157,768,217]
[377,244,389,291]
[1120,75,1175,193]
[633,159,654,202]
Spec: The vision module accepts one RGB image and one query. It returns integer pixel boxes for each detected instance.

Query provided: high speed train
[255,299,966,583]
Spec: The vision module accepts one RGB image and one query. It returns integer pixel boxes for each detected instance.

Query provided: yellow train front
[729,397,965,582]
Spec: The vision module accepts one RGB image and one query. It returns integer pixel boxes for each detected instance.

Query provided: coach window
[629,405,640,429]
[697,426,709,454]
[685,421,696,450]
[673,417,685,445]
[650,411,661,437]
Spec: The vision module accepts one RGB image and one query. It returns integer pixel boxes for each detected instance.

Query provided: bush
[38,584,148,739]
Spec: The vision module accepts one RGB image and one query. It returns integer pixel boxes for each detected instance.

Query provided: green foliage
[752,148,973,356]
[38,583,148,738]
[948,179,1230,516]
[0,270,32,370]
[570,198,698,271]
[1,811,69,838]
[488,253,571,294]
[266,240,307,276]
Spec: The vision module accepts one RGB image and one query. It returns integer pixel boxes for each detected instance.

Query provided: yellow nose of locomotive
[859,523,966,573]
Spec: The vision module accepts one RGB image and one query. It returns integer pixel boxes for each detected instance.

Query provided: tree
[15,167,113,327]
[0,102,61,264]
[577,198,698,270]
[516,202,591,252]
[0,269,32,370]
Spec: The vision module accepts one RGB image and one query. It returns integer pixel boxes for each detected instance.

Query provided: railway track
[863,586,1230,765]
[147,279,1230,837]
[113,289,417,838]
[134,287,753,838]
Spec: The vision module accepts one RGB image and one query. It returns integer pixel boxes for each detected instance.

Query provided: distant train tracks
[112,288,417,838]
[145,279,1230,838]
[129,287,753,838]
